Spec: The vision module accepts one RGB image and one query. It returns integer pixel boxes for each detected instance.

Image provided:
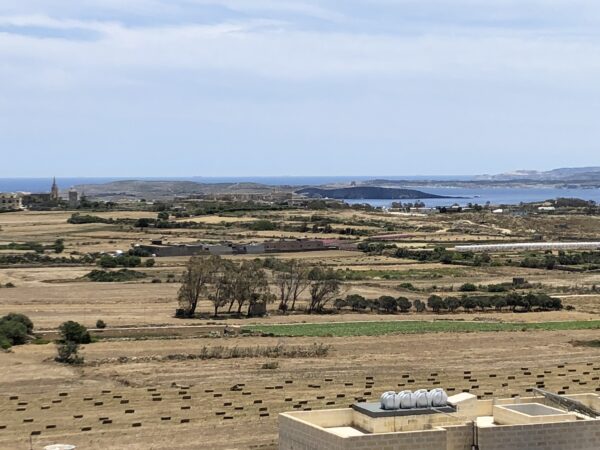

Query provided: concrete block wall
[280,414,475,450]
[279,413,343,450]
[444,424,475,450]
[343,428,447,450]
[477,420,600,450]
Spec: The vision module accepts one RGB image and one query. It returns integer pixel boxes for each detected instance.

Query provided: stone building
[0,193,23,211]
[279,391,600,450]
[68,189,79,208]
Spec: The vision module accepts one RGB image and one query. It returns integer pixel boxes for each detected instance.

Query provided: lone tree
[55,320,89,364]
[59,320,91,344]
[177,255,221,317]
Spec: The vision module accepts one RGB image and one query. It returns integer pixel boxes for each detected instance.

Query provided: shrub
[248,220,277,231]
[2,313,33,333]
[0,313,33,348]
[398,282,417,291]
[55,340,83,364]
[459,283,477,292]
[144,258,156,267]
[86,269,146,282]
[0,320,28,346]
[5,282,15,288]
[53,239,65,254]
[487,284,508,293]
[96,319,106,329]
[98,255,118,268]
[261,361,279,370]
[0,334,11,350]
[135,218,152,229]
[59,321,91,344]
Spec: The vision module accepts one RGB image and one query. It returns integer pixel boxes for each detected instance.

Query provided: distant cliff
[296,187,453,200]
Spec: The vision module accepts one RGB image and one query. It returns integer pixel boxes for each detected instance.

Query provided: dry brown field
[1,207,600,449]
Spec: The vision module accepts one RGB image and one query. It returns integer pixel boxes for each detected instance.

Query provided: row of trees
[267,259,342,313]
[331,292,563,314]
[177,256,274,317]
[178,257,344,317]
[425,293,562,313]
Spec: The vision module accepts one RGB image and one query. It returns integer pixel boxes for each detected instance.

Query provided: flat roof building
[0,193,23,211]
[279,390,600,450]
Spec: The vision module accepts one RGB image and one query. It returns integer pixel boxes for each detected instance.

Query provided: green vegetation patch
[244,320,600,337]
[86,269,147,282]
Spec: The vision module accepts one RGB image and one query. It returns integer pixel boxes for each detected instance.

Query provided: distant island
[295,186,455,200]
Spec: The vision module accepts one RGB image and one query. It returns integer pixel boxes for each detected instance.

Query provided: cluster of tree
[247,219,278,231]
[391,201,426,210]
[394,247,491,266]
[67,213,115,224]
[177,256,274,318]
[280,222,366,235]
[0,239,64,254]
[334,294,412,313]
[268,259,343,313]
[55,321,90,364]
[76,198,117,210]
[519,251,600,271]
[556,251,600,266]
[190,201,291,215]
[328,292,562,314]
[97,254,153,268]
[86,269,147,282]
[0,313,33,349]
[552,198,596,208]
[425,293,562,313]
[0,253,93,265]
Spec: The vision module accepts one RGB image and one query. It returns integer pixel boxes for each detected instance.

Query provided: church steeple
[51,177,60,201]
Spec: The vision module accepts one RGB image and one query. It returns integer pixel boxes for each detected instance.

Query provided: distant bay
[0,178,599,208]
[344,187,600,208]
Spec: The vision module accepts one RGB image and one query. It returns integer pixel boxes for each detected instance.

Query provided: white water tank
[398,390,414,409]
[430,388,449,407]
[413,389,429,408]
[44,446,76,450]
[380,391,397,410]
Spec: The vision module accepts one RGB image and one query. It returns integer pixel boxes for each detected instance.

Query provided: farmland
[1,205,600,449]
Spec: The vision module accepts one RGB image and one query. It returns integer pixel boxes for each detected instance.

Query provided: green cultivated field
[245,320,600,337]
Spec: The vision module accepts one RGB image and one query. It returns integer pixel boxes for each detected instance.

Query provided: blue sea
[1,177,599,208]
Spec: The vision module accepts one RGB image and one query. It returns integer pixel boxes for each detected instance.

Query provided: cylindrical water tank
[44,446,76,450]
[380,391,396,410]
[413,389,429,408]
[398,390,414,409]
[430,388,448,407]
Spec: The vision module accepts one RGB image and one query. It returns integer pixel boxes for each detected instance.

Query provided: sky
[1,1,599,177]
